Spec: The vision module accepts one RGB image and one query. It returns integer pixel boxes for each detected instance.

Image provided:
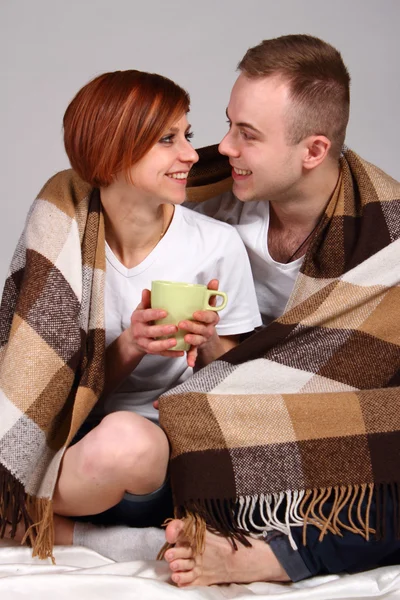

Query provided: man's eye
[226,119,232,129]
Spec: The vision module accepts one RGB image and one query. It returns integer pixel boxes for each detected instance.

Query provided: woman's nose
[181,141,199,164]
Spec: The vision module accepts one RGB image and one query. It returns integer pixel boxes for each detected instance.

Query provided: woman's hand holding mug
[129,289,184,358]
[177,279,221,367]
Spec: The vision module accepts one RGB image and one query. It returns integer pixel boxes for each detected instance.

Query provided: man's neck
[269,162,340,231]
[267,162,341,264]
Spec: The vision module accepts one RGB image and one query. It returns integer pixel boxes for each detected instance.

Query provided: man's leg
[289,486,400,577]
[164,487,400,586]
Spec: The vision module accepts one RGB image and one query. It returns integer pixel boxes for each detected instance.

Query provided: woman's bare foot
[164,519,290,587]
[4,514,74,546]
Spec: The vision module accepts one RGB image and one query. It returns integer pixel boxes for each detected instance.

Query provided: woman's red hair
[63,70,190,187]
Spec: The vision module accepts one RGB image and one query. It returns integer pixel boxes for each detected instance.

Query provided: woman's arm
[177,279,241,369]
[103,289,183,397]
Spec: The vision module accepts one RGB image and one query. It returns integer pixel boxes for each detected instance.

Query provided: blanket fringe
[157,483,396,559]
[156,497,253,560]
[157,510,207,560]
[0,464,54,562]
[300,483,376,544]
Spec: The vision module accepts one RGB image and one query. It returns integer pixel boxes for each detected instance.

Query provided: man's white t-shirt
[186,193,303,325]
[92,204,262,423]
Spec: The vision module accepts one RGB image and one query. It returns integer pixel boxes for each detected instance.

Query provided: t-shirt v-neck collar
[106,205,181,278]
[261,202,303,271]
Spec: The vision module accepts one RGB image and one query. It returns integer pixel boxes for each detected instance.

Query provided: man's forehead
[232,73,290,100]
[228,74,289,124]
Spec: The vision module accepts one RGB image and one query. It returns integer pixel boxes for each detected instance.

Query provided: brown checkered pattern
[0,171,106,559]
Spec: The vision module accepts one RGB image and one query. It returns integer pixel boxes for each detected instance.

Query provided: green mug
[151,280,228,351]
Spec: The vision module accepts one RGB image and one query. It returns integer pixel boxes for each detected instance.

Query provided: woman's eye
[185,131,194,141]
[160,135,174,144]
[241,130,254,141]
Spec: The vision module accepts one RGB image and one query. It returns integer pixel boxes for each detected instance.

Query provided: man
[186,33,349,327]
[160,34,400,586]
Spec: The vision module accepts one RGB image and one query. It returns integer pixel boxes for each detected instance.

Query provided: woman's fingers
[186,346,198,367]
[184,334,205,348]
[135,336,178,354]
[144,323,177,338]
[129,287,222,361]
[132,307,168,324]
[191,310,220,325]
[130,305,178,353]
[179,317,218,352]
[140,288,152,309]
[179,315,218,336]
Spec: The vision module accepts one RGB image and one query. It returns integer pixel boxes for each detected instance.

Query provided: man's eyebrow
[225,108,262,135]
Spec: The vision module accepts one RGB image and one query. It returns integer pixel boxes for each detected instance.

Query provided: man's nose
[218,132,239,158]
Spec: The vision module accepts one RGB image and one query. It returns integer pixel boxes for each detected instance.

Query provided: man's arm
[195,334,239,369]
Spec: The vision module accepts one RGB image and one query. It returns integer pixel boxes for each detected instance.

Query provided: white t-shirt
[92,204,262,422]
[187,193,303,325]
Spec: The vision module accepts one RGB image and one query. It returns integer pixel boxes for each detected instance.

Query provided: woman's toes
[170,558,196,572]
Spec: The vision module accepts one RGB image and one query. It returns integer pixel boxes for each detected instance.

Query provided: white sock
[73,522,166,562]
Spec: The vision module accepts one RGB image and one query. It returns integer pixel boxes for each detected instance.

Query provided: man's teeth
[233,167,252,176]
[167,172,188,179]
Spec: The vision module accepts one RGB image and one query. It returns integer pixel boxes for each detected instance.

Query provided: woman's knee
[78,411,169,482]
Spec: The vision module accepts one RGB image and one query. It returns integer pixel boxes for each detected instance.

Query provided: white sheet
[1,540,400,600]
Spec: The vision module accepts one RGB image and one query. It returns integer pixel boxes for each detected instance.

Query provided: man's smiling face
[218,74,306,203]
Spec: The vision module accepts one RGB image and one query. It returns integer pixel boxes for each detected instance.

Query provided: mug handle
[204,290,228,312]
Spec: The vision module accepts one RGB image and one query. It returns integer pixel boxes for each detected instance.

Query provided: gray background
[1,0,399,285]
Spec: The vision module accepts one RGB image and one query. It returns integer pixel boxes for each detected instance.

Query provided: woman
[2,69,261,550]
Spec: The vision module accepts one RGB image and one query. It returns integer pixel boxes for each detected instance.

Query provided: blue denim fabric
[266,487,400,581]
[266,531,312,582]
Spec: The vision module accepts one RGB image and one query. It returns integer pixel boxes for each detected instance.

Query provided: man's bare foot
[4,514,74,546]
[164,519,290,587]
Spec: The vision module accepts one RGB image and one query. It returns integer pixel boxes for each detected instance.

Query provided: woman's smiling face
[120,114,198,205]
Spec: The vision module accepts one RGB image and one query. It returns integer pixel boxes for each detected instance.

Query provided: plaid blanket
[0,171,106,559]
[0,147,398,560]
[159,148,400,553]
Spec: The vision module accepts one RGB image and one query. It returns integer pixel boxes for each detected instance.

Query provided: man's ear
[303,136,331,170]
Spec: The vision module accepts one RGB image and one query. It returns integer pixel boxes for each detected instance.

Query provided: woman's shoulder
[182,191,243,224]
[179,200,240,236]
[36,169,92,211]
